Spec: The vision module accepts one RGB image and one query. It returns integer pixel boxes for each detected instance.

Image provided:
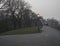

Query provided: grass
[0,27,38,35]
[50,25,60,31]
[54,26,60,30]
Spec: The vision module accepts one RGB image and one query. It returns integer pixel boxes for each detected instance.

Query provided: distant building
[46,19,59,27]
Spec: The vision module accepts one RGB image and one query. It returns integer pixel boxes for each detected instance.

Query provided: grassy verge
[53,26,60,30]
[0,27,38,35]
[50,25,60,31]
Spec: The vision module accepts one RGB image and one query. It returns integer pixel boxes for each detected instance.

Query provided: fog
[25,0,60,21]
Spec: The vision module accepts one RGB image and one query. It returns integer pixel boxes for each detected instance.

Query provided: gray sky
[25,0,60,21]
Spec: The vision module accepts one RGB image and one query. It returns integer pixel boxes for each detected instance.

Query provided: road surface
[0,26,60,46]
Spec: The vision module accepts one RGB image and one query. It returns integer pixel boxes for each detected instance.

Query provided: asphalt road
[0,26,60,46]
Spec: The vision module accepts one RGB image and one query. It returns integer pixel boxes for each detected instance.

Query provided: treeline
[0,0,43,33]
[46,18,60,30]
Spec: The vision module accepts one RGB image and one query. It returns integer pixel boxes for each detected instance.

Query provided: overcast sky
[25,0,60,21]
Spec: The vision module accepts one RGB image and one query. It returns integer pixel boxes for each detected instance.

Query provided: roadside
[0,27,40,35]
[0,26,60,46]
